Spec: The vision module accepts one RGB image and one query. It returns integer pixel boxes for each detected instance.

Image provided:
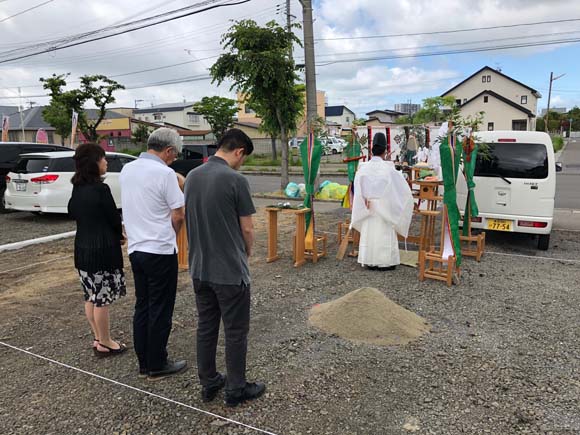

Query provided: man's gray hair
[147,127,183,153]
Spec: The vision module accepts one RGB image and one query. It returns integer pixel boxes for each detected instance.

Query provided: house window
[521,95,527,105]
[484,96,489,103]
[346,116,350,123]
[153,113,163,121]
[463,98,467,104]
[456,99,461,105]
[244,106,255,114]
[188,113,200,124]
[482,75,486,83]
[487,75,491,82]
[488,122,494,131]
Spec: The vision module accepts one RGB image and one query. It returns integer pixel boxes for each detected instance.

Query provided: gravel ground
[0,211,75,245]
[0,207,579,435]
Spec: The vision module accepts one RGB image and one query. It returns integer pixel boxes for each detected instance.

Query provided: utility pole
[134,99,144,109]
[286,0,292,59]
[299,0,317,132]
[18,87,25,142]
[545,71,566,132]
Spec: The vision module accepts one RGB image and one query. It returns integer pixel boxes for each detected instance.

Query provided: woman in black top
[68,143,127,357]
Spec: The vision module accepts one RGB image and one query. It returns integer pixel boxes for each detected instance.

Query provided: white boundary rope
[0,231,76,253]
[0,341,281,435]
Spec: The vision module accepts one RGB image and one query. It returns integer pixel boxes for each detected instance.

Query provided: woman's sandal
[94,342,127,358]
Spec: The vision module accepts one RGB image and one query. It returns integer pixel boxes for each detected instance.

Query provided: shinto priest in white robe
[351,156,414,267]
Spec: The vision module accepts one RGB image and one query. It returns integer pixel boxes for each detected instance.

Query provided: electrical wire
[0,0,252,63]
[314,37,580,66]
[0,0,56,24]
[315,17,580,41]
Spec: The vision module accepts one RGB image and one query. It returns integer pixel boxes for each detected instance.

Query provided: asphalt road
[556,138,580,209]
[248,138,580,210]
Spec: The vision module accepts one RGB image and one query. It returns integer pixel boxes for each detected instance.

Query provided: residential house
[0,105,18,120]
[325,105,355,131]
[237,90,327,138]
[441,66,541,131]
[79,109,134,151]
[5,106,64,144]
[133,102,211,133]
[365,109,406,126]
[109,107,134,117]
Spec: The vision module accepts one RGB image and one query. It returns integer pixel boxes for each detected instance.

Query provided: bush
[552,136,564,152]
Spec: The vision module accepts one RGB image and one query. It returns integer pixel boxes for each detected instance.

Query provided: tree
[396,96,457,125]
[193,96,238,141]
[132,124,151,147]
[40,73,124,144]
[352,117,367,126]
[210,19,303,189]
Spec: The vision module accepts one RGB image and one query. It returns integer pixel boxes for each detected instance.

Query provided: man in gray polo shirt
[184,128,265,407]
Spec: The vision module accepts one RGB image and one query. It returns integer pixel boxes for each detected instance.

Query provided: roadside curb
[242,170,346,176]
[252,193,341,204]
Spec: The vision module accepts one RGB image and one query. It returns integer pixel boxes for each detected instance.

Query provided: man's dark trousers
[130,251,178,372]
[193,280,250,391]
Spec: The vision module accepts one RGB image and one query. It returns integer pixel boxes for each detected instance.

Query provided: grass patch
[552,136,564,152]
[244,155,302,167]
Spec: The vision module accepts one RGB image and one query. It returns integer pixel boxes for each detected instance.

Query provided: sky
[1,0,579,118]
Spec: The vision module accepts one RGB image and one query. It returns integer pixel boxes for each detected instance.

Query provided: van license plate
[15,183,27,192]
[487,219,512,231]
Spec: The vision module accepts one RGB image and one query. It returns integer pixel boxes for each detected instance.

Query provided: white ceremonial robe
[351,156,414,267]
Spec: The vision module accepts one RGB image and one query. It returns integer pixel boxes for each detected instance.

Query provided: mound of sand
[308,287,430,346]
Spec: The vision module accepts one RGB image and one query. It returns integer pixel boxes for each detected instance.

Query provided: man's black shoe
[225,382,266,407]
[201,373,226,403]
[147,360,188,381]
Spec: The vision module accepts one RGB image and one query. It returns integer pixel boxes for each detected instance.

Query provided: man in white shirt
[120,127,187,380]
[351,133,414,270]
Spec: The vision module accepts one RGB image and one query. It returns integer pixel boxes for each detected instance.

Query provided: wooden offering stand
[177,226,189,270]
[337,220,360,257]
[266,207,327,268]
[460,219,486,262]
[398,179,442,252]
[418,205,458,287]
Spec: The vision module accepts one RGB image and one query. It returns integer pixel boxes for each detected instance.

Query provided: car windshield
[14,157,51,173]
[475,142,548,179]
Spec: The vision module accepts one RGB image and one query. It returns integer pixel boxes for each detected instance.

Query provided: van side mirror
[555,162,563,172]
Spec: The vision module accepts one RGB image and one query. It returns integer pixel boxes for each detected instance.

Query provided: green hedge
[552,136,564,152]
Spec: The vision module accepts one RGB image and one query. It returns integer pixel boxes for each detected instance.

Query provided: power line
[6,4,279,69]
[314,37,580,66]
[0,0,56,24]
[315,17,580,41]
[310,29,580,59]
[0,0,252,63]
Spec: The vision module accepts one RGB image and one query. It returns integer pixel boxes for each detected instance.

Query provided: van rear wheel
[538,234,550,251]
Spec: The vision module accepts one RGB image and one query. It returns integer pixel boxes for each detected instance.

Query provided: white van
[457,131,561,250]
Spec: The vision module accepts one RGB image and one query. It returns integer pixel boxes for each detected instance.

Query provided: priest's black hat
[371,132,387,156]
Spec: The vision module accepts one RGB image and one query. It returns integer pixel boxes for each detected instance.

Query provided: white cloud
[0,0,579,113]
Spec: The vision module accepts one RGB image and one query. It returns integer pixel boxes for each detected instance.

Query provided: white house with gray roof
[441,66,541,131]
[133,102,211,132]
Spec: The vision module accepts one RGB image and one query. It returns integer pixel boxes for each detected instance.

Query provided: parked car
[456,131,561,250]
[322,137,346,155]
[4,151,136,214]
[0,142,70,212]
[170,143,217,177]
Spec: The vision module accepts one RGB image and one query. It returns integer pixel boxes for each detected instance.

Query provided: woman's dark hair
[71,143,105,185]
[371,132,387,156]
